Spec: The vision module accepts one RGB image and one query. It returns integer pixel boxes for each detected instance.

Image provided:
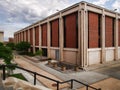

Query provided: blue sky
[0,0,120,41]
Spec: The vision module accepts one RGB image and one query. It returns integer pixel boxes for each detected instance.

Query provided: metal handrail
[1,64,101,90]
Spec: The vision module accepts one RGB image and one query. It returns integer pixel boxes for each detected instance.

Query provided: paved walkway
[14,56,69,90]
[79,78,120,90]
[13,54,120,90]
[14,68,43,86]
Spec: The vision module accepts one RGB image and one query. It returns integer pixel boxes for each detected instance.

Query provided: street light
[114,9,117,11]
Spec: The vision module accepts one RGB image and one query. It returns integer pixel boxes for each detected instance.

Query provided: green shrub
[6,43,15,50]
[27,52,35,56]
[16,41,30,55]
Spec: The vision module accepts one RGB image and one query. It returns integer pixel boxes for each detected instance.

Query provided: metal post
[86,86,88,90]
[34,72,36,85]
[57,81,59,90]
[3,65,6,80]
[71,79,73,89]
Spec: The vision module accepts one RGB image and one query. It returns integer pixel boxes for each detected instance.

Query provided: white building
[0,31,4,42]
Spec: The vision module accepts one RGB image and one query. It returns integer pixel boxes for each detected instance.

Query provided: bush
[6,43,15,50]
[16,41,31,54]
[35,49,43,56]
[0,42,4,46]
[27,52,35,56]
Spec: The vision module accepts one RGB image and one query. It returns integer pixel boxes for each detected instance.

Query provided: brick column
[24,31,26,42]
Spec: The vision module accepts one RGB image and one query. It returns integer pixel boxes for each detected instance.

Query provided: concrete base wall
[63,50,77,64]
[88,49,101,65]
[105,48,115,62]
[50,49,56,59]
[118,48,120,59]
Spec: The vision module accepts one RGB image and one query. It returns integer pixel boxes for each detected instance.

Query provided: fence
[1,64,101,90]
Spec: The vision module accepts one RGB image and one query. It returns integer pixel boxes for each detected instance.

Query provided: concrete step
[0,85,4,90]
[5,86,13,90]
[61,88,76,90]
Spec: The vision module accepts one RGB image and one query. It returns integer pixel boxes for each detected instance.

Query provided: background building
[0,31,4,42]
[14,1,120,68]
[9,37,14,43]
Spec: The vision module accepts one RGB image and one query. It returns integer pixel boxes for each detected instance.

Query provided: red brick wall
[35,26,39,46]
[9,38,14,43]
[14,34,16,43]
[23,31,24,41]
[105,16,114,47]
[30,28,33,45]
[51,19,59,47]
[88,12,100,48]
[20,32,22,42]
[64,12,78,48]
[41,23,47,46]
[26,30,28,42]
[17,34,19,43]
[19,33,21,42]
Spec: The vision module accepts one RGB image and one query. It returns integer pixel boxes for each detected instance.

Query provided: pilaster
[115,14,119,60]
[59,12,64,61]
[47,20,51,58]
[33,27,35,53]
[80,3,88,67]
[39,25,42,50]
[101,9,106,63]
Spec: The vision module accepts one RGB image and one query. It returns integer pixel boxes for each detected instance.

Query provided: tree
[16,41,31,54]
[0,42,4,46]
[6,42,15,50]
[0,45,16,75]
[0,46,13,64]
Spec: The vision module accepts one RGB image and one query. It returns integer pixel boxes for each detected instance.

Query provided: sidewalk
[14,68,43,86]
[79,78,120,90]
[14,56,69,90]
[14,54,120,90]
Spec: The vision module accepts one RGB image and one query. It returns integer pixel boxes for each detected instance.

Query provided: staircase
[0,77,14,90]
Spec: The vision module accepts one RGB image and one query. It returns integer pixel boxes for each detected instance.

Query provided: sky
[0,0,120,41]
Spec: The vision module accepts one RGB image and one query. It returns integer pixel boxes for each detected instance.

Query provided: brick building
[9,37,14,43]
[14,1,120,68]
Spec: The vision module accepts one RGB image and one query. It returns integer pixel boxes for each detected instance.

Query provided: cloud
[0,0,71,41]
[112,0,120,12]
[0,0,119,41]
[93,0,109,6]
[0,22,29,41]
[0,0,70,23]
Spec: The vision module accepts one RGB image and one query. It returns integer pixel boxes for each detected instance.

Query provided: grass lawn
[9,73,28,81]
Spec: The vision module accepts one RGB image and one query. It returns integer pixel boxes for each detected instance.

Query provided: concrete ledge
[3,77,51,90]
[84,60,120,71]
